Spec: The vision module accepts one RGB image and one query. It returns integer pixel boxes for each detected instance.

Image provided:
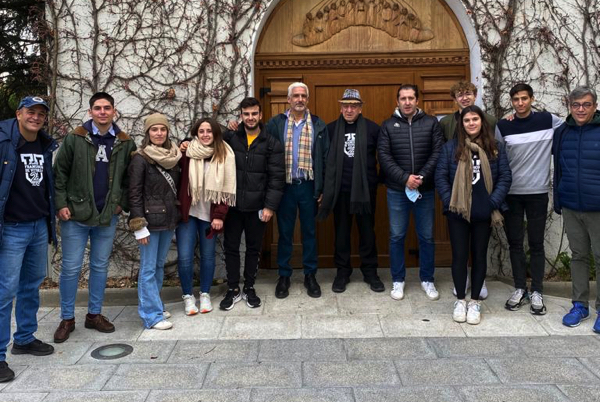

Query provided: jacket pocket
[145,203,167,228]
[68,195,93,222]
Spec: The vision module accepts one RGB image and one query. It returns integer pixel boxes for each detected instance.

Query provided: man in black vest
[317,89,384,293]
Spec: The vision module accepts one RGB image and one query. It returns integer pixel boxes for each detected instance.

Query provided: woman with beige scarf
[176,118,236,316]
[435,106,512,325]
[128,114,182,330]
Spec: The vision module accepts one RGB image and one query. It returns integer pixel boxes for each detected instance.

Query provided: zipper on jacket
[408,120,415,173]
[577,126,583,210]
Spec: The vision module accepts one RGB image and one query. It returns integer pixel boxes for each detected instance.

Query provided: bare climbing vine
[462,0,600,276]
[41,0,600,278]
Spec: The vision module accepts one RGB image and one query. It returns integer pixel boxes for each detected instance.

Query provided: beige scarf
[449,137,503,227]
[186,137,236,206]
[141,144,182,169]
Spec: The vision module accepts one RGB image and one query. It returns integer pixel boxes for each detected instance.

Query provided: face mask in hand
[405,186,422,203]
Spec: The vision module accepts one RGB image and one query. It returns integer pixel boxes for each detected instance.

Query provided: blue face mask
[405,186,422,203]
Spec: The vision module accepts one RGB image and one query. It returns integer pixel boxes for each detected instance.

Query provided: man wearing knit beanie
[53,92,137,343]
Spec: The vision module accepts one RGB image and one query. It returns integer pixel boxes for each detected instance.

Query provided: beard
[243,121,259,131]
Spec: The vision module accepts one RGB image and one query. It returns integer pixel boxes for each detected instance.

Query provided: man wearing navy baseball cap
[0,96,58,382]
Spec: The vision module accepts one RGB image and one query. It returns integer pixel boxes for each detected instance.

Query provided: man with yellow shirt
[220,97,285,310]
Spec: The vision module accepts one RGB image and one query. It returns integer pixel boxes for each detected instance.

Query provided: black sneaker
[0,361,15,383]
[243,287,262,308]
[11,339,54,356]
[219,288,242,311]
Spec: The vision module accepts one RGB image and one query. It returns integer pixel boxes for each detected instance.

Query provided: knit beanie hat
[144,113,170,133]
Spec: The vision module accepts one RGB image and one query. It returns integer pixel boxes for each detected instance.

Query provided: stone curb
[38,277,593,307]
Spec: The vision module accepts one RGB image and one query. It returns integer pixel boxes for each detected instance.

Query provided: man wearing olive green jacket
[53,92,136,343]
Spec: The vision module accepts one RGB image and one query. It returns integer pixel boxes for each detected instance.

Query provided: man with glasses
[440,80,497,299]
[440,80,497,141]
[0,97,58,382]
[554,86,600,332]
[496,83,563,315]
[317,89,384,293]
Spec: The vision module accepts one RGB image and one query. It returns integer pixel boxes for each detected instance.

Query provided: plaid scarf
[285,110,314,183]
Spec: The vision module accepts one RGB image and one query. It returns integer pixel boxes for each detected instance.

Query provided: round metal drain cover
[91,344,134,360]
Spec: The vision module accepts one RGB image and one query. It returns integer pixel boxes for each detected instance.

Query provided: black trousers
[333,191,378,279]
[224,208,266,289]
[447,215,491,300]
[503,193,548,293]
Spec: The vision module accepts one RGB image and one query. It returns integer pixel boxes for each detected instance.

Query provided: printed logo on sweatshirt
[472,154,481,185]
[20,153,44,186]
[344,132,356,157]
[96,145,109,162]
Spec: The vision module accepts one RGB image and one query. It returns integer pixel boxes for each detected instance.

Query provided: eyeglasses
[456,92,475,99]
[570,102,594,110]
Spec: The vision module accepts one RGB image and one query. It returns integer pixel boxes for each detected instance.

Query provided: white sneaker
[452,276,470,297]
[152,320,173,330]
[200,292,213,313]
[162,311,171,319]
[182,294,198,316]
[480,281,488,300]
[390,282,405,300]
[453,300,467,323]
[467,300,481,325]
[421,281,440,300]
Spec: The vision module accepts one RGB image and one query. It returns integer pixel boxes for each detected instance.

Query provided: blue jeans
[59,215,118,319]
[0,218,48,361]
[387,188,435,283]
[138,229,173,328]
[176,217,215,295]
[277,180,317,276]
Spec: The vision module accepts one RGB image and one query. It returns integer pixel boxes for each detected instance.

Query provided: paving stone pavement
[2,268,600,401]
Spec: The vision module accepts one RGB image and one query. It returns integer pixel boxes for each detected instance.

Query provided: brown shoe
[84,314,115,333]
[53,319,75,343]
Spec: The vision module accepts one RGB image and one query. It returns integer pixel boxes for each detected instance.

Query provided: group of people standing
[0,80,598,383]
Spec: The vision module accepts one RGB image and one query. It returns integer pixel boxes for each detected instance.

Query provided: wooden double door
[257,64,467,269]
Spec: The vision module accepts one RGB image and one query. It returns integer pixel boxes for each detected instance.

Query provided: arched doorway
[255,0,470,269]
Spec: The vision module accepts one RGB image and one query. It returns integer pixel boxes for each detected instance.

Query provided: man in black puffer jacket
[221,97,285,311]
[378,84,444,302]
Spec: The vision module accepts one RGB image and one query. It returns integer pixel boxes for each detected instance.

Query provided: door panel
[258,67,465,269]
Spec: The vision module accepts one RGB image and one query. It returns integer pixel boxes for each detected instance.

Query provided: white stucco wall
[48,0,600,276]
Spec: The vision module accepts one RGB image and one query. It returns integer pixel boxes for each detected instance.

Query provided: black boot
[304,273,322,298]
[275,276,290,299]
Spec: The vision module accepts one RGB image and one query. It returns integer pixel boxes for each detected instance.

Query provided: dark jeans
[333,191,378,279]
[224,208,266,289]
[276,180,318,277]
[447,215,491,300]
[503,193,548,293]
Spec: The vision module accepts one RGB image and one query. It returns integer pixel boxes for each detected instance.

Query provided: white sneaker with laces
[390,282,405,300]
[421,281,440,300]
[162,311,171,319]
[200,292,213,313]
[530,291,547,315]
[453,300,467,323]
[182,294,199,316]
[152,320,173,330]
[479,281,489,299]
[467,300,481,325]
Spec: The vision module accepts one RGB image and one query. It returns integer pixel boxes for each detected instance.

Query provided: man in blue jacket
[553,87,600,332]
[0,96,58,382]
[266,82,329,299]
